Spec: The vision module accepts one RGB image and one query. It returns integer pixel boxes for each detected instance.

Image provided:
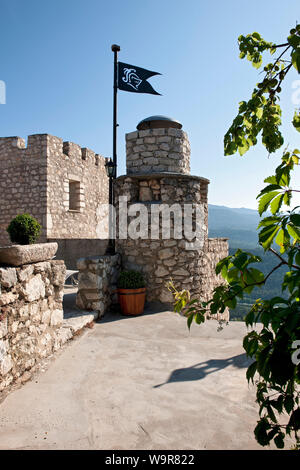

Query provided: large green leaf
[258,216,281,229]
[258,191,280,216]
[259,224,280,250]
[292,111,300,133]
[270,193,284,215]
[287,224,300,242]
[291,49,300,72]
[290,213,300,226]
[257,184,282,199]
[232,252,248,270]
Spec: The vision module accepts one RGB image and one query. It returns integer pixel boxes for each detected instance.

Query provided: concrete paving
[0,307,272,450]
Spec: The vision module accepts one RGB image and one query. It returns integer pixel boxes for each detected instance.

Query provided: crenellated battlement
[62,141,104,166]
[0,137,26,158]
[0,136,26,149]
[0,134,105,167]
[0,134,49,155]
[0,132,109,247]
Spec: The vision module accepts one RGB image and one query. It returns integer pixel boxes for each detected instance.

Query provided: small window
[69,180,80,211]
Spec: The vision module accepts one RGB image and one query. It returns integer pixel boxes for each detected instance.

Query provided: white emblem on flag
[122,68,142,90]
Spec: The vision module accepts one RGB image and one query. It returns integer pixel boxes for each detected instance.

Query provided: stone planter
[0,242,58,266]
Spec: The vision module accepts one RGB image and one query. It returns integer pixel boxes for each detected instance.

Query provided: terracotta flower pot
[118,287,146,315]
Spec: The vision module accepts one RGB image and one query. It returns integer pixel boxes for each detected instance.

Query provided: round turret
[136,115,182,130]
[126,116,190,175]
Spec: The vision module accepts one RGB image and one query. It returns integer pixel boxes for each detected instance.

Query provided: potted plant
[117,270,146,315]
[0,213,58,266]
[7,213,42,245]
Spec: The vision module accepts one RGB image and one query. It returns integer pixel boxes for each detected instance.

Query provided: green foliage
[6,213,42,245]
[117,270,146,289]
[227,246,290,320]
[224,26,300,156]
[170,25,300,449]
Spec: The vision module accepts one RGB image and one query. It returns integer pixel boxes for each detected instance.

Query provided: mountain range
[208,204,260,249]
[207,204,286,320]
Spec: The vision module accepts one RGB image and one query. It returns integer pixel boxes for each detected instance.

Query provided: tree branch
[273,43,289,48]
[270,248,300,269]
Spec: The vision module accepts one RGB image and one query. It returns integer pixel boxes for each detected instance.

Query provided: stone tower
[114,116,229,316]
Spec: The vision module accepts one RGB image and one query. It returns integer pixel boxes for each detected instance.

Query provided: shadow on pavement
[99,302,171,323]
[153,353,252,388]
[63,289,171,322]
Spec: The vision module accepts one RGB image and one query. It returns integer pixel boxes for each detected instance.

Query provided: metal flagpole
[111,44,120,176]
[106,44,120,255]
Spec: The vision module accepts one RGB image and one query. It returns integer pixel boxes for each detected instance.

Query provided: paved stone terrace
[0,308,282,450]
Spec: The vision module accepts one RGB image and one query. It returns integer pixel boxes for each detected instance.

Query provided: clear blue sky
[1,0,299,209]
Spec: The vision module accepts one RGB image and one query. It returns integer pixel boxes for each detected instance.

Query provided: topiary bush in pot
[6,213,42,245]
[117,270,146,289]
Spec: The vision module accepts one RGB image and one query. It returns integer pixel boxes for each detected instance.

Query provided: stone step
[62,310,98,335]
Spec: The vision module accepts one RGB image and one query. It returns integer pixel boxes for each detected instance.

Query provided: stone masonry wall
[0,260,66,392]
[126,127,190,175]
[0,134,109,252]
[48,238,108,270]
[76,254,121,317]
[0,135,48,246]
[114,174,210,304]
[46,136,109,240]
[200,238,229,320]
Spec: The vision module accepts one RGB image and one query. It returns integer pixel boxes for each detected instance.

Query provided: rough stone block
[0,243,58,267]
[0,292,18,306]
[78,272,102,290]
[50,309,63,326]
[155,266,169,277]
[21,274,45,302]
[126,131,138,140]
[0,318,8,339]
[0,352,13,376]
[18,265,34,282]
[138,130,151,137]
[0,268,17,288]
[139,187,153,202]
[158,248,173,260]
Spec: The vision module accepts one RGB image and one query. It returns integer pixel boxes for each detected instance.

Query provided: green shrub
[117,270,146,289]
[7,213,42,245]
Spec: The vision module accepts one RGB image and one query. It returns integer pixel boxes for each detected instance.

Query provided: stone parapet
[0,260,66,392]
[76,254,121,316]
[198,238,230,321]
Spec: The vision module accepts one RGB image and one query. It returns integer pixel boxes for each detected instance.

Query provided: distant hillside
[208,204,260,249]
[208,204,288,321]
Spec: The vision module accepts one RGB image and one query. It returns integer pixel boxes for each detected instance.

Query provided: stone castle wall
[126,127,190,175]
[0,134,109,266]
[46,136,109,240]
[114,173,209,303]
[0,260,66,392]
[0,136,48,246]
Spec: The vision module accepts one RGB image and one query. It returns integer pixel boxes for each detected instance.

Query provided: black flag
[117,62,161,95]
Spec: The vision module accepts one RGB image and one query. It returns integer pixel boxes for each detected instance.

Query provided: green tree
[169,26,300,449]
